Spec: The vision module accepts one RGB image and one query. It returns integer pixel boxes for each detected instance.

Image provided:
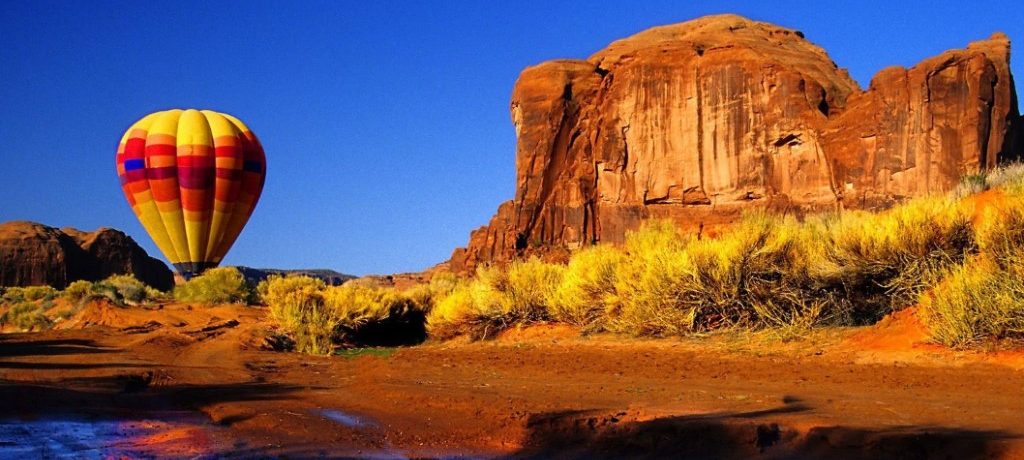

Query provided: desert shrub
[2,286,58,303]
[261,274,428,353]
[922,197,1024,347]
[262,275,333,354]
[505,257,564,322]
[0,301,51,331]
[427,265,511,340]
[101,275,150,304]
[426,283,477,340]
[174,267,253,304]
[819,197,975,322]
[951,164,1024,198]
[62,280,97,303]
[55,308,75,321]
[402,271,460,312]
[605,220,698,336]
[923,261,1024,347]
[323,284,425,346]
[975,199,1024,270]
[952,172,989,198]
[427,259,563,340]
[548,245,623,328]
[606,214,823,336]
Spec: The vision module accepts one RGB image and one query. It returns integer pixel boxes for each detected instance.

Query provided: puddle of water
[317,409,418,459]
[0,412,217,459]
[319,409,376,429]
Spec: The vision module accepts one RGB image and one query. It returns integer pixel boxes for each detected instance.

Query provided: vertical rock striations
[451,15,1023,272]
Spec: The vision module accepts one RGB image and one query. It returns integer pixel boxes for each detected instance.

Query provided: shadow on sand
[510,398,1018,460]
[0,332,311,457]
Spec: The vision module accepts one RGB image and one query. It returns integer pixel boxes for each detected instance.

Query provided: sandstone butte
[449,14,1024,272]
[0,221,174,291]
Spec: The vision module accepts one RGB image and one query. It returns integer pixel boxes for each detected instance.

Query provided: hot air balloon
[115,109,266,279]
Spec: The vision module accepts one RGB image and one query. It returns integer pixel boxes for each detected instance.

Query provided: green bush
[174,267,253,304]
[1,301,51,331]
[62,280,96,303]
[2,286,58,303]
[100,275,150,304]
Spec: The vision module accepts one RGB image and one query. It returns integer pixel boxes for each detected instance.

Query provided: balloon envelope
[115,109,266,278]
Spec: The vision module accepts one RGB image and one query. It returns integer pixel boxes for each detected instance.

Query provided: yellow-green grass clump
[1,285,58,303]
[922,260,1024,347]
[173,267,253,304]
[260,275,428,354]
[820,197,975,322]
[922,197,1024,346]
[547,244,622,329]
[426,258,563,340]
[0,301,51,331]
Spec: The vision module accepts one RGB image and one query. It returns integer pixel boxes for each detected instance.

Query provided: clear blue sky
[2,1,1022,275]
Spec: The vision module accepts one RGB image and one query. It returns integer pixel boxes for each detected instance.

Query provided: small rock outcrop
[0,221,174,290]
[451,15,1023,272]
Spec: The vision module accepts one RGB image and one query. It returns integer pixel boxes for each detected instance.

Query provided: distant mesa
[233,266,355,286]
[450,14,1024,272]
[0,221,174,291]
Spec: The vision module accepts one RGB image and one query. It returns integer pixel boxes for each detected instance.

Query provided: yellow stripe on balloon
[177,109,213,263]
[146,110,190,264]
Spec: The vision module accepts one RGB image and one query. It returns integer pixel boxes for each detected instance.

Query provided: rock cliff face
[0,221,174,290]
[451,15,1022,272]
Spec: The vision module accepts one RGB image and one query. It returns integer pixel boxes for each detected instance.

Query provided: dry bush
[605,215,815,336]
[2,286,58,303]
[923,198,1024,346]
[62,280,96,303]
[819,197,975,322]
[174,267,253,304]
[426,265,514,340]
[402,271,459,312]
[0,301,51,331]
[261,275,333,354]
[605,220,697,336]
[324,284,425,346]
[505,257,564,322]
[261,275,427,353]
[426,282,478,340]
[427,258,563,340]
[99,275,152,305]
[923,261,1024,347]
[547,245,623,328]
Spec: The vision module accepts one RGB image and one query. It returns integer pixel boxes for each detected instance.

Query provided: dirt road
[0,303,1022,458]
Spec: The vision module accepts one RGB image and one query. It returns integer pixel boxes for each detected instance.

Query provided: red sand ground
[1,301,1023,458]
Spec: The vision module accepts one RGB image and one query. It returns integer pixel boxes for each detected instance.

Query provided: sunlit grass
[421,165,1024,348]
[173,267,253,304]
